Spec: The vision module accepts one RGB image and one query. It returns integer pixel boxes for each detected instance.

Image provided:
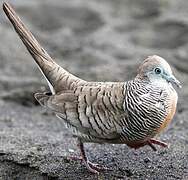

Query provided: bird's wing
[3,2,86,94]
[35,82,127,140]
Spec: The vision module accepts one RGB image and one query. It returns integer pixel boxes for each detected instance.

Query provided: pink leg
[147,141,157,151]
[147,138,168,151]
[149,138,168,148]
[69,139,109,174]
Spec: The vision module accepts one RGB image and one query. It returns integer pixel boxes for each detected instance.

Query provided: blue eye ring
[154,67,161,74]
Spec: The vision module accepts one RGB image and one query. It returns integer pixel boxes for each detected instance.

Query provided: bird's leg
[149,138,168,148]
[147,138,168,151]
[147,141,157,151]
[77,139,109,174]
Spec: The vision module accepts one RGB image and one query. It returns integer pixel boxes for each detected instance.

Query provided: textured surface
[0,0,188,179]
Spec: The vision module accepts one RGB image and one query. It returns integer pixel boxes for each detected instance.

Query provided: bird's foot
[84,161,109,174]
[68,156,109,174]
[149,138,168,147]
[147,138,168,151]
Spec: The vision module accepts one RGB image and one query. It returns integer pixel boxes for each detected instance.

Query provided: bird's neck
[133,76,150,85]
[134,75,171,89]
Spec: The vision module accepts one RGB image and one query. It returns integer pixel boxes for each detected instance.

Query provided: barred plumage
[3,2,181,174]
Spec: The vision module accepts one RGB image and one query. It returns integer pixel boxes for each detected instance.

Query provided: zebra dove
[3,2,181,174]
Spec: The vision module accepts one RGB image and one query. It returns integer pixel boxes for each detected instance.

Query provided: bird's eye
[154,67,161,74]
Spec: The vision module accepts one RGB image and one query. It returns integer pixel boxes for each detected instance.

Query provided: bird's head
[136,55,181,88]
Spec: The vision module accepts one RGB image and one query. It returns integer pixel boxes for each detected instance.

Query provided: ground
[0,0,188,179]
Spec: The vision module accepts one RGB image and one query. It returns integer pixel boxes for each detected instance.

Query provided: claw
[88,161,110,171]
[83,161,100,174]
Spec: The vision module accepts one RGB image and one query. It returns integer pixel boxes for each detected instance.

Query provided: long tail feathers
[3,2,86,93]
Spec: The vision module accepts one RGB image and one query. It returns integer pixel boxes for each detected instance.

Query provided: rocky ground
[0,0,188,179]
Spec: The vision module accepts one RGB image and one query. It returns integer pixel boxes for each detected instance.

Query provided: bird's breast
[156,87,178,133]
[124,82,178,142]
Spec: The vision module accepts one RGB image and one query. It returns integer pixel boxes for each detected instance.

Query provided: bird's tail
[3,2,85,94]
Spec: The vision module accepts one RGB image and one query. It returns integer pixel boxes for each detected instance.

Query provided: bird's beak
[167,75,182,88]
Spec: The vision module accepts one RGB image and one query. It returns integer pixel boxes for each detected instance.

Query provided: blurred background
[0,0,187,179]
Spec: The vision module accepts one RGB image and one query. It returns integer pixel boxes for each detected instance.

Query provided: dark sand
[0,0,187,179]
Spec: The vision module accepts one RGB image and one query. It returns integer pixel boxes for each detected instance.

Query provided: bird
[3,2,181,174]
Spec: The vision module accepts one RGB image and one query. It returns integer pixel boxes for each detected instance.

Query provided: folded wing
[35,82,126,142]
